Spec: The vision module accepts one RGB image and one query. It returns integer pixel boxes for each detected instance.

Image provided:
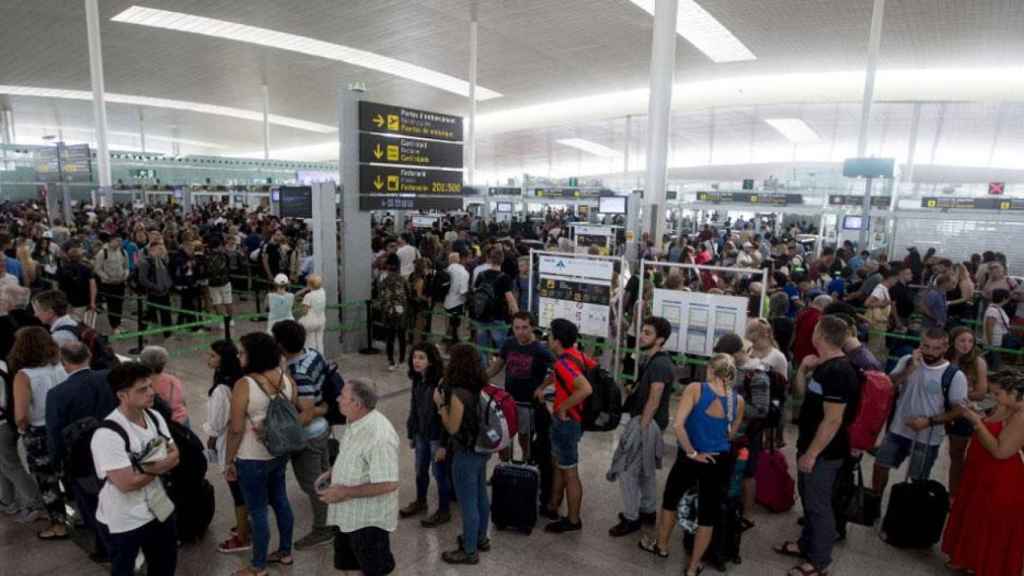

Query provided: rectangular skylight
[628,0,755,63]
[556,138,622,158]
[112,6,502,101]
[764,118,820,144]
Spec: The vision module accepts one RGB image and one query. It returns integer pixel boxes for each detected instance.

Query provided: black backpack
[557,354,622,432]
[470,270,502,320]
[53,324,119,370]
[430,267,451,303]
[322,362,347,426]
[205,251,230,287]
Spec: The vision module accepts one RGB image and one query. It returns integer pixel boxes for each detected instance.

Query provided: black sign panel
[358,133,463,169]
[359,165,462,195]
[696,191,804,206]
[488,186,522,196]
[533,187,603,199]
[742,179,755,190]
[61,144,92,182]
[358,101,463,142]
[33,147,61,182]
[829,195,892,208]
[921,197,1024,211]
[843,158,895,179]
[359,195,464,211]
[279,186,313,219]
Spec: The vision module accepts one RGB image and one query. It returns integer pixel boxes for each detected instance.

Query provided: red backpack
[847,370,895,452]
[475,384,519,454]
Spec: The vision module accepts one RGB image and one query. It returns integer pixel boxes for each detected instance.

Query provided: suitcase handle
[510,401,535,465]
[905,427,936,482]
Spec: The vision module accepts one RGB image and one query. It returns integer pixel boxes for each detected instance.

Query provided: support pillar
[311,181,341,358]
[85,0,113,207]
[857,0,886,248]
[138,108,146,153]
[262,85,271,160]
[643,0,679,253]
[339,84,371,353]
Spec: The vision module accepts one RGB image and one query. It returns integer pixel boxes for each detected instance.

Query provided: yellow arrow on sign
[372,114,385,128]
[373,175,384,190]
[373,144,384,160]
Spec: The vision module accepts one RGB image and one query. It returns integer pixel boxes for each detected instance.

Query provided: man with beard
[872,327,968,496]
[608,317,674,537]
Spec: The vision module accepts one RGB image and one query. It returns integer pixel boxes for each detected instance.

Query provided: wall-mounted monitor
[842,215,864,230]
[496,202,514,213]
[279,186,313,219]
[599,196,626,214]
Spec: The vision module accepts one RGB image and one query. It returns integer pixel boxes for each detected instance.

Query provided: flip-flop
[739,517,756,532]
[788,563,828,576]
[37,529,70,540]
[267,551,294,566]
[638,536,669,558]
[773,541,807,560]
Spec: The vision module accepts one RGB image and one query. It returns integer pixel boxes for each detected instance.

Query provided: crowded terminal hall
[1,2,1024,576]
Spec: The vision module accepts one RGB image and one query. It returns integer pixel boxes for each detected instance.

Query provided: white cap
[273,273,289,286]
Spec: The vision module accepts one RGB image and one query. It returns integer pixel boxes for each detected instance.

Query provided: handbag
[844,463,882,526]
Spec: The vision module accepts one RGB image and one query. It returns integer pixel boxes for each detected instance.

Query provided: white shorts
[208,283,233,306]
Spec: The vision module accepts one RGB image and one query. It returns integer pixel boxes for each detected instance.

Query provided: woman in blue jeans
[224,332,298,576]
[435,343,490,565]
[400,342,452,526]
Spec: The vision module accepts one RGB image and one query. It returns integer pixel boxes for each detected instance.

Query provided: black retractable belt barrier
[359,298,381,355]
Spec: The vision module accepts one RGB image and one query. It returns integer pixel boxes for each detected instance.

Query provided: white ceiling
[0,0,1022,165]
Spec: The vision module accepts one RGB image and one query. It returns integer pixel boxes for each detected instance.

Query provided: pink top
[152,373,188,424]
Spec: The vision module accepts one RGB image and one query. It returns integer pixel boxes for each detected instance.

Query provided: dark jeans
[176,287,201,328]
[446,305,464,341]
[797,457,843,570]
[107,515,177,576]
[452,450,490,554]
[99,282,126,329]
[237,457,294,570]
[382,323,407,366]
[414,437,451,512]
[143,293,174,338]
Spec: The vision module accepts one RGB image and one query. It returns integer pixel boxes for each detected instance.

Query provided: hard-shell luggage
[490,403,539,534]
[755,427,795,513]
[683,496,743,571]
[881,435,949,548]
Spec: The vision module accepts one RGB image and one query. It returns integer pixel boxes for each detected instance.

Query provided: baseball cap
[273,273,289,286]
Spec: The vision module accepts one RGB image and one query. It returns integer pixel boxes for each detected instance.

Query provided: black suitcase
[683,497,743,571]
[880,478,948,548]
[490,403,539,534]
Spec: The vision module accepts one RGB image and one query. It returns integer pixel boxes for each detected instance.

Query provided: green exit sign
[131,169,157,179]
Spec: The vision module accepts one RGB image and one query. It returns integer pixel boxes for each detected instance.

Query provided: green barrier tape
[110,318,223,341]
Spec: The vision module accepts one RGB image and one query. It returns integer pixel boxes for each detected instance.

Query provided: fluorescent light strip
[112,5,502,101]
[556,138,622,158]
[763,118,820,143]
[628,0,755,63]
[0,85,335,133]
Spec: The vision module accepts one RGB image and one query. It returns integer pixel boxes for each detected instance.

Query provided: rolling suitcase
[490,403,539,534]
[880,435,949,548]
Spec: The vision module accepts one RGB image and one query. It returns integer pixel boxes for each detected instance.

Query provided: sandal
[738,517,756,532]
[37,527,70,541]
[266,550,293,566]
[638,535,669,558]
[773,541,807,560]
[788,563,828,576]
[686,565,705,576]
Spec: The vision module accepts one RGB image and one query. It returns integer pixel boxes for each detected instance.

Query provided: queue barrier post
[359,298,380,355]
[224,314,232,341]
[129,293,145,355]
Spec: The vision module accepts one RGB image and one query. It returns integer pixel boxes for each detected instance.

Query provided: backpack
[559,354,622,432]
[63,409,175,491]
[469,270,501,320]
[322,362,347,426]
[741,367,772,421]
[248,241,266,263]
[248,374,307,457]
[205,250,230,287]
[848,370,895,452]
[476,384,518,454]
[430,267,451,303]
[939,363,960,413]
[53,324,119,370]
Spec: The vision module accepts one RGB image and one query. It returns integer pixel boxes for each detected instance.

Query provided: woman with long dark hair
[204,339,249,553]
[9,326,67,539]
[435,343,489,564]
[399,342,451,527]
[945,326,989,496]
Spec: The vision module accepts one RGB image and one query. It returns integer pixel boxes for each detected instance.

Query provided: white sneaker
[388,364,397,372]
[15,508,44,524]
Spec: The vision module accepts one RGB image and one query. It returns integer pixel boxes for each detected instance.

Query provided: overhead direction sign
[358,101,463,142]
[359,195,463,211]
[921,197,1024,211]
[829,194,891,208]
[358,132,463,169]
[360,165,463,195]
[696,191,803,206]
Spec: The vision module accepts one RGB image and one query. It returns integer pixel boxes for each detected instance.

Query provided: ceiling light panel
[556,138,622,158]
[763,118,820,143]
[0,85,335,133]
[628,0,755,63]
[112,6,502,101]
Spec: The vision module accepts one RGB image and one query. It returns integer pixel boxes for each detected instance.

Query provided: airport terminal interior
[1,1,1023,575]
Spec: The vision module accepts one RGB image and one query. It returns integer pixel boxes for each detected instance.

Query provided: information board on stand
[652,289,748,357]
[536,255,614,338]
[572,224,614,255]
[357,100,464,211]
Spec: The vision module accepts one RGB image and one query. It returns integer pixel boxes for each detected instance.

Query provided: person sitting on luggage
[773,315,860,576]
[608,316,674,538]
[435,343,490,565]
[399,342,452,528]
[871,327,969,499]
[91,362,180,576]
[640,353,744,576]
[941,369,1024,576]
[317,379,400,576]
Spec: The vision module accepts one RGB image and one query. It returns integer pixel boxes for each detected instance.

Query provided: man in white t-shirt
[871,328,968,498]
[864,267,897,362]
[91,362,180,576]
[444,252,470,342]
[396,234,419,278]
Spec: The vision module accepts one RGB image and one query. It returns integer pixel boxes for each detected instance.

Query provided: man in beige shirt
[317,379,399,575]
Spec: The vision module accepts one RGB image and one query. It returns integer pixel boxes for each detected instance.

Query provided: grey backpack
[249,374,306,457]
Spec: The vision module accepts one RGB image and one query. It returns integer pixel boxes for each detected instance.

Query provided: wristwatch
[687,450,698,459]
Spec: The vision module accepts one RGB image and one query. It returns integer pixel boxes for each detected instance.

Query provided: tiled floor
[1,310,960,575]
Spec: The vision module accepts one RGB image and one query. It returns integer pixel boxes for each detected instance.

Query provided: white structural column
[644,0,679,252]
[468,8,482,219]
[138,108,146,153]
[338,83,371,353]
[857,0,886,248]
[623,114,632,177]
[85,0,113,206]
[262,84,271,160]
[901,102,922,194]
[987,102,1006,168]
